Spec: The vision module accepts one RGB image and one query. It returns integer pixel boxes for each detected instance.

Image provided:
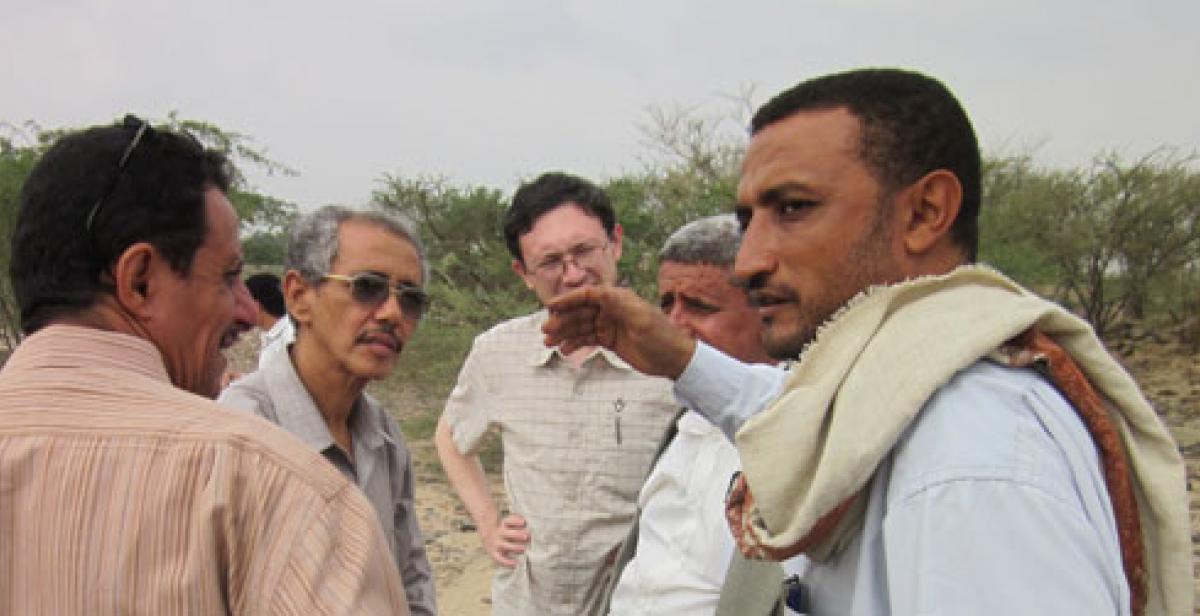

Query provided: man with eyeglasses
[435,172,677,615]
[0,118,409,613]
[220,205,436,615]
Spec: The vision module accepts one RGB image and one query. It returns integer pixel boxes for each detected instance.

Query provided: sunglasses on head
[321,272,430,319]
[85,114,153,235]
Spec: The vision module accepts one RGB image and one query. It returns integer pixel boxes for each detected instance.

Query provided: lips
[746,286,798,325]
[748,288,795,309]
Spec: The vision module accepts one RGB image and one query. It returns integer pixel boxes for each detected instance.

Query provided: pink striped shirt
[0,325,409,615]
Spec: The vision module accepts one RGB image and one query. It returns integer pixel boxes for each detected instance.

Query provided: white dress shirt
[608,410,741,615]
[257,316,294,369]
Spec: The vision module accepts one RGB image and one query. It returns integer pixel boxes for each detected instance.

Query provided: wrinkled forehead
[657,261,738,294]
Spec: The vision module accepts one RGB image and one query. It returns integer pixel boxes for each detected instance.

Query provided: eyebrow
[757,181,814,206]
[359,269,421,286]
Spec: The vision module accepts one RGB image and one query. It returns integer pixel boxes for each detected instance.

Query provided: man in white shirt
[544,68,1189,616]
[607,214,786,616]
[245,272,291,368]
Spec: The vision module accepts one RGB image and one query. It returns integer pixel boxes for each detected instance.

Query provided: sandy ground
[224,329,1200,615]
[410,440,498,616]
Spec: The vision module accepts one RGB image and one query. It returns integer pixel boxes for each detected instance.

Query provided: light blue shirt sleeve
[673,341,788,441]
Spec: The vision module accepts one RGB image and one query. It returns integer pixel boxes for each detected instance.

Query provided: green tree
[0,123,48,350]
[162,112,299,232]
[608,103,745,297]
[979,149,1200,337]
[372,174,535,327]
[242,230,290,266]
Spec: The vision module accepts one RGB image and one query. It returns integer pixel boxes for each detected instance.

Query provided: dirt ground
[224,327,1200,615]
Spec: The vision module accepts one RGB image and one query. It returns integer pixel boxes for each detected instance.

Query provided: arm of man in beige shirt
[435,417,530,568]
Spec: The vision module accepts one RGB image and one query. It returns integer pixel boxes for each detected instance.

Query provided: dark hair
[245,273,286,318]
[752,68,981,261]
[503,171,615,262]
[11,116,233,333]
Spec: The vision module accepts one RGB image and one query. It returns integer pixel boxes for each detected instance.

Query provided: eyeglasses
[85,114,152,235]
[322,272,430,320]
[530,239,610,279]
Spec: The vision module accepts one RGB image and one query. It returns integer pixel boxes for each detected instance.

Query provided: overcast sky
[4,0,1197,210]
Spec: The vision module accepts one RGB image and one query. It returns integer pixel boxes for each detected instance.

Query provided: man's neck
[563,344,596,369]
[289,338,367,451]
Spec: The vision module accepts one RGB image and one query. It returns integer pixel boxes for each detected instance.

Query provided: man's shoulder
[222,366,271,400]
[890,360,1083,498]
[176,393,356,501]
[218,359,279,418]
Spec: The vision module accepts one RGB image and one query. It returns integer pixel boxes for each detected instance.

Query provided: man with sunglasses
[219,205,436,615]
[436,172,676,615]
[0,118,409,613]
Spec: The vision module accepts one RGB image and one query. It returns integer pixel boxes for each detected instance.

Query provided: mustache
[736,273,799,308]
[355,328,402,351]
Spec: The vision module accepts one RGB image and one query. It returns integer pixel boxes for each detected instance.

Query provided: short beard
[761,325,814,362]
[759,199,896,362]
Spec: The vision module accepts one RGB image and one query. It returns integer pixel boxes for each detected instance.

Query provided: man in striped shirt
[0,116,409,614]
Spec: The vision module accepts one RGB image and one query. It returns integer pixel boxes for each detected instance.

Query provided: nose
[561,258,589,286]
[733,213,777,287]
[372,290,405,323]
[232,278,257,329]
[664,302,697,339]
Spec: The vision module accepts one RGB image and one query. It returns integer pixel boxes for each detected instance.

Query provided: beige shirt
[0,325,409,615]
[443,311,676,616]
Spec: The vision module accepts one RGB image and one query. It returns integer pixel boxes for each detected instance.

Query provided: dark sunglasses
[322,272,430,319]
[85,114,152,235]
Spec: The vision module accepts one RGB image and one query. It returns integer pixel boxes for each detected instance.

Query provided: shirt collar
[522,308,636,371]
[259,349,390,453]
[7,325,172,384]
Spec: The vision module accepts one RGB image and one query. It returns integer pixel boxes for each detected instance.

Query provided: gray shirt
[219,349,437,616]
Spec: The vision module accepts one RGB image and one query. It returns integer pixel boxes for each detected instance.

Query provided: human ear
[609,223,624,261]
[110,242,159,319]
[901,169,962,256]
[283,270,315,326]
[512,259,535,290]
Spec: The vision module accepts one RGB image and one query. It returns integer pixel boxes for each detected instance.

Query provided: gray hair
[658,214,741,268]
[286,205,429,285]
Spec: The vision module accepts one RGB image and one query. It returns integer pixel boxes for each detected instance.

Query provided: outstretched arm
[434,417,529,568]
[543,286,696,379]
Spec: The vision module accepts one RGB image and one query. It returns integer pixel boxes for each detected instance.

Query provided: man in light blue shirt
[544,68,1189,616]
